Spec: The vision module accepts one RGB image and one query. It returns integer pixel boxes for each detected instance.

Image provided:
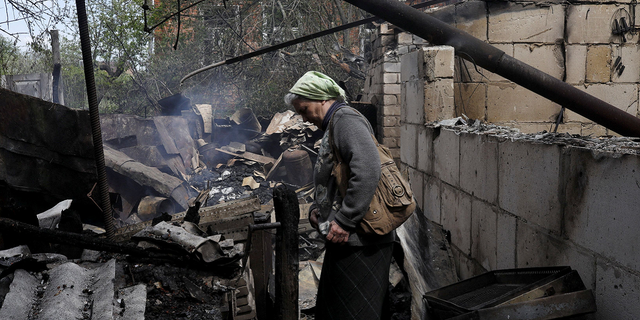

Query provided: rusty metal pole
[75,0,116,240]
[342,0,640,137]
[273,184,299,320]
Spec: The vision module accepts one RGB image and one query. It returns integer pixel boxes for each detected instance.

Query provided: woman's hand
[309,208,319,229]
[326,220,350,244]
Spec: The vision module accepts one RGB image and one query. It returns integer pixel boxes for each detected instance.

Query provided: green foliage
[8,0,367,118]
[0,35,52,75]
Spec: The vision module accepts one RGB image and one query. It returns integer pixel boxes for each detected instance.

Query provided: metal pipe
[75,0,117,240]
[342,0,640,137]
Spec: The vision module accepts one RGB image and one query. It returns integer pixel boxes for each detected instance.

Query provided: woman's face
[293,99,329,128]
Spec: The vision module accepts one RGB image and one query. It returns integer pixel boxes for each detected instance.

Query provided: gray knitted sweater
[312,107,395,246]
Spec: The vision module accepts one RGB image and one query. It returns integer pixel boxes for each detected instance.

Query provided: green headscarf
[289,71,346,101]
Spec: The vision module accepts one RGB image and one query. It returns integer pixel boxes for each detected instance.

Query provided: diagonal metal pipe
[342,0,640,137]
[76,0,116,240]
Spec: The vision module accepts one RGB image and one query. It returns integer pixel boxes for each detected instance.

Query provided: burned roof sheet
[0,259,146,320]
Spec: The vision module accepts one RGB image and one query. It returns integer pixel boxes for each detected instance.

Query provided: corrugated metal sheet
[0,259,146,320]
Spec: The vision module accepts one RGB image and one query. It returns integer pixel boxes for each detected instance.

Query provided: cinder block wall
[366,1,640,137]
[362,2,640,319]
[398,45,640,320]
[392,34,640,320]
[452,0,640,135]
[401,122,640,319]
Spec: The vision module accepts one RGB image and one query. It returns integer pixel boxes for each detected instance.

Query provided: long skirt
[315,242,394,320]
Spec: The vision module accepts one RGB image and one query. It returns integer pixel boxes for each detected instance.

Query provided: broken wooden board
[104,145,190,211]
[153,117,180,154]
[113,196,261,242]
[215,147,275,165]
[194,104,213,134]
[265,110,296,135]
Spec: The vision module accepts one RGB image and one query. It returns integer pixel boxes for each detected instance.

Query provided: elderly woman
[284,71,394,320]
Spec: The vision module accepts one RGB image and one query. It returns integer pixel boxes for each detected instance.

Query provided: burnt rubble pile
[102,106,321,227]
[0,90,415,320]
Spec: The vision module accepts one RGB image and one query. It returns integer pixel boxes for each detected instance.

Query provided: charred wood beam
[273,184,299,320]
[0,218,174,260]
[342,0,640,137]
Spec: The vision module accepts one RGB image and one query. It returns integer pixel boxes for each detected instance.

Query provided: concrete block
[586,45,611,83]
[417,125,434,174]
[398,32,413,45]
[488,3,565,43]
[401,49,424,82]
[408,167,424,210]
[401,124,418,168]
[455,83,486,121]
[564,84,638,122]
[383,84,401,95]
[564,148,640,271]
[496,213,516,269]
[383,126,400,138]
[434,128,460,187]
[514,44,564,80]
[383,61,401,73]
[498,139,562,233]
[487,83,562,122]
[383,73,400,84]
[384,105,401,116]
[455,1,488,41]
[396,45,410,56]
[566,45,588,85]
[458,44,513,83]
[390,148,401,159]
[567,5,625,44]
[556,123,583,135]
[612,44,640,83]
[516,222,596,289]
[423,46,455,81]
[595,261,640,319]
[382,137,399,148]
[383,94,398,106]
[403,79,425,125]
[471,198,497,271]
[580,123,608,137]
[459,132,498,204]
[383,116,399,127]
[424,175,442,223]
[424,79,455,123]
[441,185,472,255]
[380,23,394,35]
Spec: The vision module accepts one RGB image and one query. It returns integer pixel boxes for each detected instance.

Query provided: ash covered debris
[437,118,640,155]
[101,105,321,227]
[0,195,263,319]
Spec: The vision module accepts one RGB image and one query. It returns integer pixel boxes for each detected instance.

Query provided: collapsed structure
[2,0,640,319]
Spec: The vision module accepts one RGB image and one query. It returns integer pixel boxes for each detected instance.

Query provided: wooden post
[273,184,299,320]
[50,30,63,105]
[249,228,273,320]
